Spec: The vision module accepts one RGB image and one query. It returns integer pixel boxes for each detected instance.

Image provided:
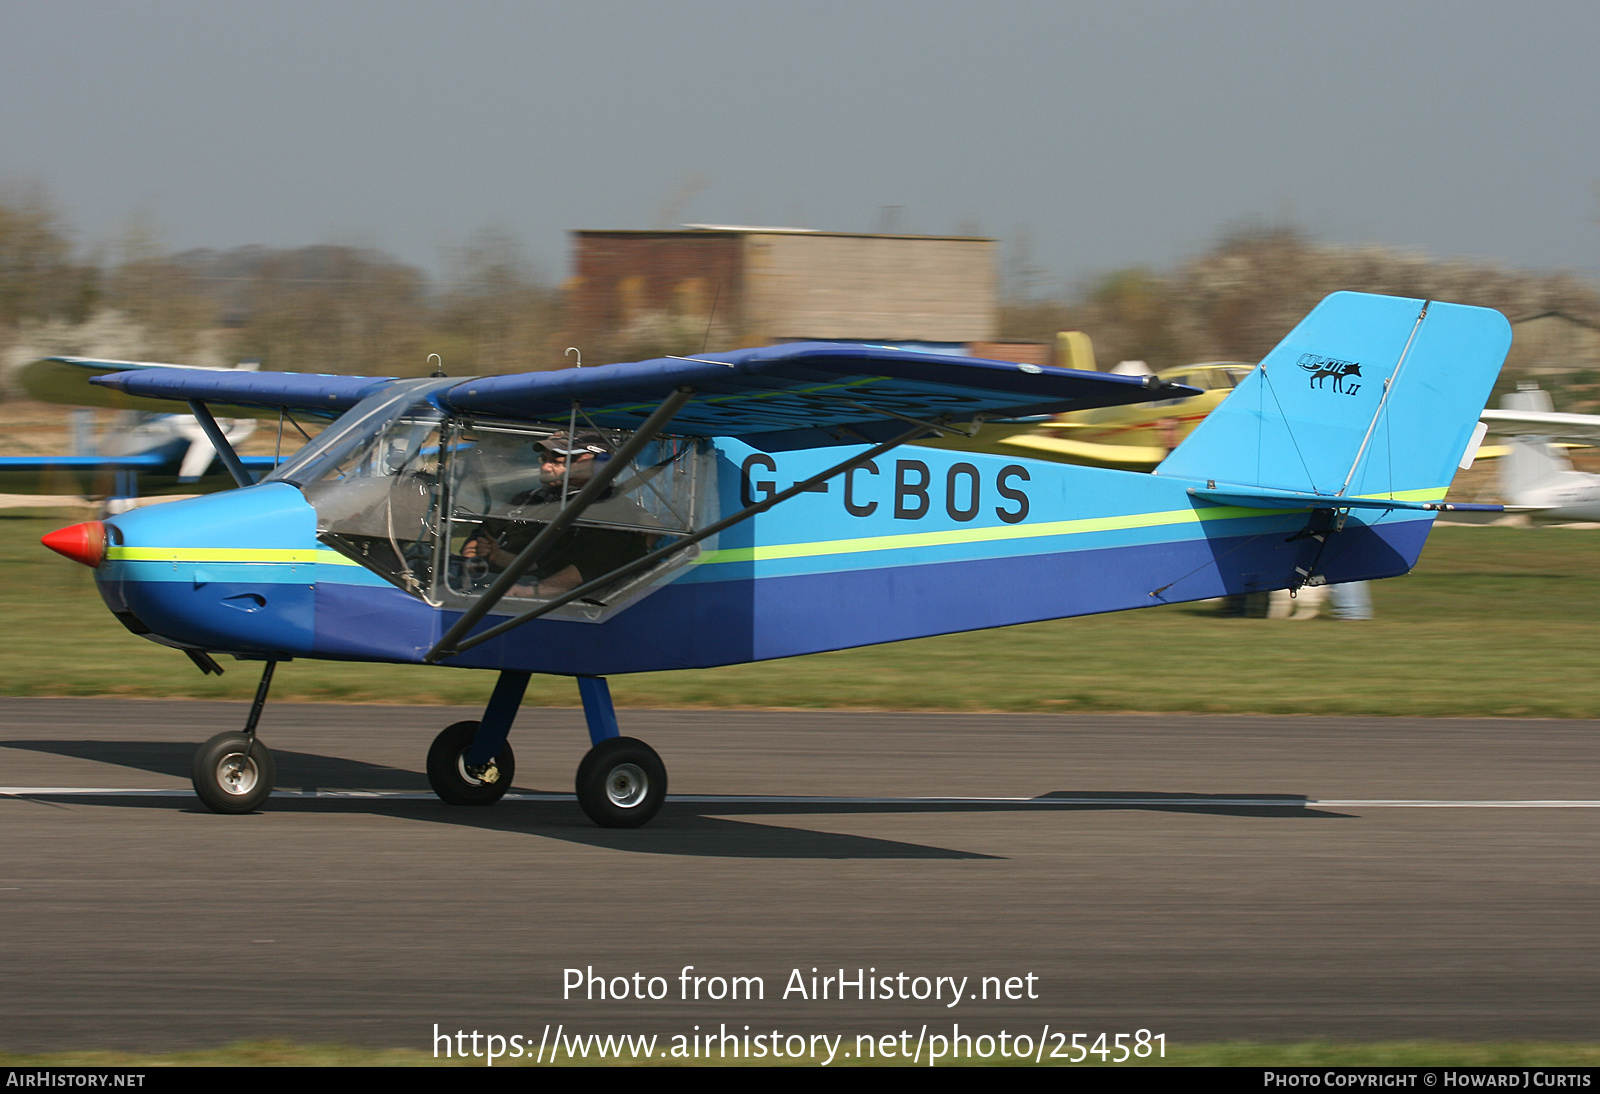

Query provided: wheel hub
[217,753,259,796]
[458,755,500,786]
[605,763,648,808]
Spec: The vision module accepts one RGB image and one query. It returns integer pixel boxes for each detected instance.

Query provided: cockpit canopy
[266,381,715,622]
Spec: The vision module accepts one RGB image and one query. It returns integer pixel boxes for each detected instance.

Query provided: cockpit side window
[292,397,715,622]
[442,424,711,619]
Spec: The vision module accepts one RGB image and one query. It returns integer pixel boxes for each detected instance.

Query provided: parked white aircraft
[1481,386,1600,522]
[4,357,267,500]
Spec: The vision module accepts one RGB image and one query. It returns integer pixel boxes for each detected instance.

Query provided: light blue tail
[1157,292,1511,501]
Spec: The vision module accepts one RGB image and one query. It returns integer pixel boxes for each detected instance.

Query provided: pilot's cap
[537,430,612,458]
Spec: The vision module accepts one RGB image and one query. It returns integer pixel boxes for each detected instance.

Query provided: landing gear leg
[426,670,527,805]
[573,676,666,828]
[191,659,278,814]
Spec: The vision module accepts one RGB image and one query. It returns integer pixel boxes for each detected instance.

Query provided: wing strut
[429,388,695,661]
[186,400,253,488]
[427,418,938,661]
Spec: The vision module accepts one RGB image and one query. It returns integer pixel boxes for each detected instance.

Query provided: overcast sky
[3,0,1597,290]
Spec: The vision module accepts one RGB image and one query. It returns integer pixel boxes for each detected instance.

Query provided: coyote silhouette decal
[1298,353,1362,394]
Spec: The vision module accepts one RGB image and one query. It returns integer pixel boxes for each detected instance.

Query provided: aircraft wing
[1479,408,1600,445]
[88,343,1196,450]
[20,357,208,410]
[32,357,389,420]
[0,452,168,494]
[996,432,1169,468]
[0,452,280,495]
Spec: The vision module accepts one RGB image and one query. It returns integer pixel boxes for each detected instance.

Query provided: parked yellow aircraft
[918,330,1254,469]
[1015,362,1255,468]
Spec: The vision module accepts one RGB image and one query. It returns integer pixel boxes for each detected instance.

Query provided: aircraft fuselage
[94,439,1431,677]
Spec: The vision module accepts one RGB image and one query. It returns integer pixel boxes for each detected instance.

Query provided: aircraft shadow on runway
[1,738,1353,861]
[2,738,428,789]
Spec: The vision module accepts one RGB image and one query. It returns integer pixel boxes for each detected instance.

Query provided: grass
[5,508,1600,717]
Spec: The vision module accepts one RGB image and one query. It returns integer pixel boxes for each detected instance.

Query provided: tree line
[4,187,1597,400]
[1003,224,1600,375]
[0,187,560,384]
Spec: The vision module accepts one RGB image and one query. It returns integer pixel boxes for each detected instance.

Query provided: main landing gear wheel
[191,732,275,814]
[575,737,667,828]
[427,720,515,806]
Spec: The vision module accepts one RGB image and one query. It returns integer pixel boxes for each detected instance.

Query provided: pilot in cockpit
[460,430,652,599]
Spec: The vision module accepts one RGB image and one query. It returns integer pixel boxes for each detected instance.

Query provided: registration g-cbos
[741,453,1031,523]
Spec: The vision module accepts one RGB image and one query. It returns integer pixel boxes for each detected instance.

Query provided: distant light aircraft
[920,361,1254,469]
[1480,385,1600,522]
[4,358,276,499]
[39,293,1509,826]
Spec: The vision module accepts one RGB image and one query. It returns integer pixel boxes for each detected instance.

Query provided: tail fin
[1502,436,1577,504]
[1157,292,1511,500]
[1501,384,1555,415]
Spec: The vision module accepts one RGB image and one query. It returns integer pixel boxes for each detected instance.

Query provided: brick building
[564,226,1006,363]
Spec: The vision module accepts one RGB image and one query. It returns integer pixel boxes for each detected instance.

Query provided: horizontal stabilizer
[1188,484,1503,513]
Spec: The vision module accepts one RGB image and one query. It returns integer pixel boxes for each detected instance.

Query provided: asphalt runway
[2,697,1598,1056]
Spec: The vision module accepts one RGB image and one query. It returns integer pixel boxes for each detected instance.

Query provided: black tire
[191,732,275,814]
[575,737,666,828]
[426,720,515,805]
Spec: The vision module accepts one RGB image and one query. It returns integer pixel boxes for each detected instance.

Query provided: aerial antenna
[566,347,582,369]
[701,282,722,353]
[427,353,445,378]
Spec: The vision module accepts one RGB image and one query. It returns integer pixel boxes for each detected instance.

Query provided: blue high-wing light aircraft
[39,293,1511,827]
[4,357,278,499]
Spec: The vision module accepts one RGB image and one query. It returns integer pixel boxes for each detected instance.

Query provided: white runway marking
[3,787,1600,808]
[1314,799,1600,808]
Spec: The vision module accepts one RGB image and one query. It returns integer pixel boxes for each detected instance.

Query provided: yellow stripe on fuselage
[103,487,1446,571]
[697,487,1447,566]
[105,547,361,565]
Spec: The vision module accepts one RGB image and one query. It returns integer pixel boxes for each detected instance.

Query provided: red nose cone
[41,521,107,568]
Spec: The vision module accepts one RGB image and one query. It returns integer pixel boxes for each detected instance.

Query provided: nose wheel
[575,737,667,828]
[427,720,516,805]
[190,660,279,814]
[192,731,275,814]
